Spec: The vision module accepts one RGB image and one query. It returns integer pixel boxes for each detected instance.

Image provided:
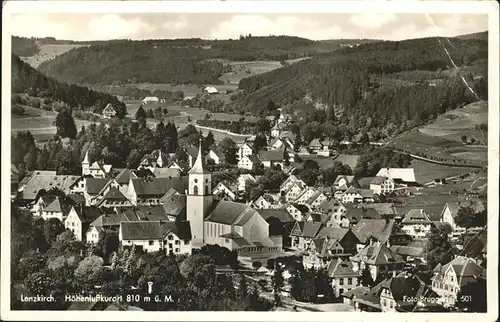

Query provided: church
[186,142,282,254]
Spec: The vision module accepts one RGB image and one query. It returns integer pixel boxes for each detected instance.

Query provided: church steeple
[82,151,89,165]
[81,151,90,176]
[189,139,206,174]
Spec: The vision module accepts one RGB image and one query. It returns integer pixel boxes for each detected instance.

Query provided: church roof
[189,141,207,174]
[205,201,258,226]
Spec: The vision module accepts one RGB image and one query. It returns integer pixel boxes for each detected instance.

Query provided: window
[205,179,208,183]
[175,248,180,253]
[175,240,180,245]
[339,279,344,285]
[184,240,189,245]
[168,235,173,240]
[148,241,154,245]
[347,278,352,284]
[225,239,229,243]
[193,186,198,195]
[194,179,198,183]
[205,185,209,195]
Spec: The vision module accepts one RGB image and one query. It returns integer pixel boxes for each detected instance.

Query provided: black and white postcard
[1,1,498,321]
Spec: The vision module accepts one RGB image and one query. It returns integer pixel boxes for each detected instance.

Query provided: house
[253,194,279,209]
[303,227,359,268]
[203,86,219,95]
[81,152,113,178]
[207,149,224,165]
[375,168,416,184]
[341,207,382,228]
[142,96,159,104]
[280,175,306,193]
[126,176,187,206]
[114,169,136,191]
[350,239,405,281]
[160,190,187,220]
[102,103,117,119]
[237,155,262,172]
[352,218,395,248]
[431,256,486,307]
[185,146,201,168]
[353,272,436,312]
[64,206,102,242]
[237,174,256,192]
[258,150,286,169]
[95,187,133,208]
[327,259,360,298]
[84,178,115,206]
[341,187,374,204]
[119,220,192,255]
[17,171,79,203]
[237,142,254,160]
[269,137,294,151]
[86,225,106,245]
[168,160,190,173]
[369,176,395,195]
[401,209,435,239]
[304,191,327,210]
[286,203,310,222]
[317,199,347,228]
[308,138,332,152]
[341,286,370,306]
[334,175,359,190]
[270,122,287,138]
[390,243,426,267]
[40,196,72,222]
[289,221,323,250]
[213,182,238,201]
[294,187,317,204]
[138,150,169,170]
[440,201,485,236]
[282,181,305,203]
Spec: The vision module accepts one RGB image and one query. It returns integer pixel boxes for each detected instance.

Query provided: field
[411,159,479,184]
[219,60,284,85]
[390,102,488,166]
[11,106,95,143]
[20,44,88,68]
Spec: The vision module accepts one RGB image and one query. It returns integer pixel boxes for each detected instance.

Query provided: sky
[9,13,487,41]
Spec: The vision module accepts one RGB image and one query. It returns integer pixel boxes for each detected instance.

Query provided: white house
[142,96,159,104]
[334,175,359,190]
[258,150,285,169]
[41,197,66,222]
[119,220,192,255]
[369,176,395,195]
[401,209,435,239]
[376,168,416,183]
[237,174,256,192]
[286,203,310,222]
[280,175,305,193]
[305,192,327,210]
[253,194,275,210]
[237,142,254,160]
[102,103,117,119]
[207,149,224,165]
[203,86,219,95]
[295,187,317,204]
[213,182,237,201]
[237,155,262,171]
[86,225,105,245]
[327,259,359,298]
[283,182,305,203]
[440,201,485,236]
[64,206,102,242]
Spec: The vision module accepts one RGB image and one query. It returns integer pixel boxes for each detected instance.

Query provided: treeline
[196,118,260,135]
[12,36,40,57]
[353,147,413,177]
[12,55,127,117]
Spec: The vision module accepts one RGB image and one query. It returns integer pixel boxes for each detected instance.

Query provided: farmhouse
[102,103,117,118]
[237,155,262,171]
[64,206,102,242]
[327,259,360,298]
[401,209,435,239]
[258,150,286,169]
[237,142,254,160]
[203,86,219,94]
[376,168,416,184]
[142,96,159,104]
[369,176,395,195]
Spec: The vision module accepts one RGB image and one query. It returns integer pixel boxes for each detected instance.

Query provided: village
[11,102,487,313]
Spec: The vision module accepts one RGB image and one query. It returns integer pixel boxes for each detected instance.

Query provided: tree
[426,224,454,269]
[455,207,486,230]
[204,131,215,150]
[238,273,249,299]
[272,262,284,307]
[253,134,267,153]
[218,137,237,164]
[298,169,318,186]
[54,108,77,139]
[75,255,105,291]
[461,135,467,143]
[302,159,319,171]
[255,118,271,133]
[455,278,486,312]
[135,105,147,126]
[43,218,65,246]
[24,271,57,296]
[360,267,375,287]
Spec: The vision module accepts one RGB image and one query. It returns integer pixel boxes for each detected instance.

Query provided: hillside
[454,31,488,41]
[12,54,127,117]
[36,35,349,85]
[12,36,40,57]
[223,35,487,135]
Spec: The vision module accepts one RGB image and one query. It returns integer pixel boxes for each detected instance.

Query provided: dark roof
[344,207,382,224]
[74,206,102,224]
[246,155,262,164]
[20,174,79,200]
[131,177,187,196]
[117,206,171,221]
[326,259,358,278]
[102,187,129,200]
[86,178,111,195]
[341,286,370,299]
[153,168,181,178]
[161,220,192,240]
[316,227,350,241]
[290,221,322,238]
[380,273,432,305]
[390,245,425,258]
[220,231,252,247]
[307,212,330,224]
[185,146,199,159]
[360,203,398,215]
[168,160,190,171]
[289,203,310,213]
[259,208,295,223]
[120,221,162,240]
[401,209,432,224]
[432,256,486,287]
[352,219,395,244]
[370,176,389,185]
[258,150,285,162]
[352,241,405,265]
[205,200,258,226]
[160,192,186,217]
[115,168,133,184]
[67,193,86,205]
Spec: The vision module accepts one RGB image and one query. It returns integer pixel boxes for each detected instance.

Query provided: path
[391,148,485,169]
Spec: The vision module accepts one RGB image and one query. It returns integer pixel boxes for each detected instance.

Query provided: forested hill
[12,54,127,117]
[12,36,40,57]
[228,35,487,135]
[36,35,369,85]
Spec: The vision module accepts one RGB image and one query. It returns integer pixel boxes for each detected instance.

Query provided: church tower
[82,151,90,176]
[186,140,213,248]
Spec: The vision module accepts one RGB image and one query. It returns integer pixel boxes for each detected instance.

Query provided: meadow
[20,44,88,68]
[410,159,479,184]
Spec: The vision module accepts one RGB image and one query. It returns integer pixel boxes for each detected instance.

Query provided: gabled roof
[102,187,129,200]
[433,256,486,287]
[86,178,111,195]
[72,206,102,224]
[352,219,395,244]
[205,200,258,226]
[115,168,134,184]
[402,209,432,224]
[294,221,323,238]
[168,160,190,171]
[351,241,404,265]
[327,259,358,278]
[219,231,252,247]
[142,96,159,102]
[443,200,485,218]
[117,206,171,222]
[390,245,425,258]
[316,227,350,241]
[102,103,116,114]
[360,203,397,215]
[203,86,218,94]
[305,191,323,205]
[153,168,181,178]
[258,150,285,162]
[344,208,382,224]
[317,198,345,213]
[379,273,432,306]
[289,203,310,214]
[334,175,357,186]
[341,286,370,299]
[44,197,63,212]
[370,176,391,185]
[308,138,323,147]
[19,174,80,200]
[376,168,416,183]
[160,192,187,217]
[259,208,295,223]
[130,177,187,196]
[244,155,262,164]
[120,220,191,240]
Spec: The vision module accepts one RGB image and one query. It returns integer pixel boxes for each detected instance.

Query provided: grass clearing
[411,159,478,184]
[20,44,88,68]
